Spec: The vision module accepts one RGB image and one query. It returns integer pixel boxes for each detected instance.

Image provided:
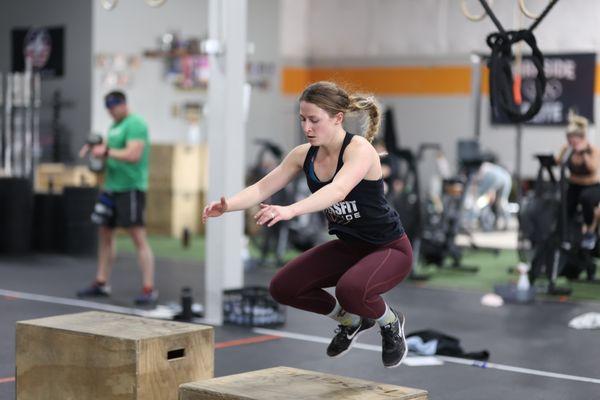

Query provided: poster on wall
[491,53,595,125]
[11,26,65,78]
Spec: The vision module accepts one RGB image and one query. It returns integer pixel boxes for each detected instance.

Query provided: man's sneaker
[77,282,111,298]
[380,309,407,368]
[134,289,159,305]
[327,318,375,358]
[581,232,597,250]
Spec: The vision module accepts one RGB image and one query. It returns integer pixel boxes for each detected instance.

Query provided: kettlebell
[87,133,105,173]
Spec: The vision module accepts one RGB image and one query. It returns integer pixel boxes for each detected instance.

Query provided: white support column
[470,53,482,139]
[204,0,248,325]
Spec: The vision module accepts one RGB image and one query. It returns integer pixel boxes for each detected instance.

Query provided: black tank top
[567,151,593,176]
[302,132,404,245]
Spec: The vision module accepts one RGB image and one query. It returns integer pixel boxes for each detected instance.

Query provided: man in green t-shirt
[77,91,157,305]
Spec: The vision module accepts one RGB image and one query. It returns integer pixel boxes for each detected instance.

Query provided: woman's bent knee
[269,266,301,305]
[335,282,364,313]
[268,275,288,304]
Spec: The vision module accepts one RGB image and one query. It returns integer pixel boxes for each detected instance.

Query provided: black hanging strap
[487,30,545,123]
[479,0,560,123]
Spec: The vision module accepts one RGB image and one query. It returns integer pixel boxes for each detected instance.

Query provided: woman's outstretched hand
[202,197,228,223]
[254,203,295,227]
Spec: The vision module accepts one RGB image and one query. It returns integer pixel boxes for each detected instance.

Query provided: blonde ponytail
[348,94,381,143]
[567,109,588,136]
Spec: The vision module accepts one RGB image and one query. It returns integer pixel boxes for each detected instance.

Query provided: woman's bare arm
[225,144,309,212]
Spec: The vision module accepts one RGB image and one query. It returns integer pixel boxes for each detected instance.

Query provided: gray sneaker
[380,309,407,368]
[77,282,111,298]
[326,318,376,358]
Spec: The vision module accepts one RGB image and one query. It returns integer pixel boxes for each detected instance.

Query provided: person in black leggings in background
[203,81,412,368]
[556,113,600,249]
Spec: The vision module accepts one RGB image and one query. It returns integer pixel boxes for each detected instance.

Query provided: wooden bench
[179,366,428,399]
[16,311,214,400]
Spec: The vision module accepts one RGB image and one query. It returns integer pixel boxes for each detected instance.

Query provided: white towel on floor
[568,312,600,329]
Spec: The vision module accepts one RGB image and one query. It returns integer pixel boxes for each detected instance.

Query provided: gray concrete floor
[1,253,599,399]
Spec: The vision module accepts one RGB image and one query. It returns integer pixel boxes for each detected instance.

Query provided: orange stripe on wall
[281,67,314,95]
[282,65,473,96]
[482,67,489,95]
[283,64,600,96]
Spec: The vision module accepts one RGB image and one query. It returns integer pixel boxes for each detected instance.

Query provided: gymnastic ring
[518,0,548,20]
[461,0,494,22]
[101,0,118,11]
[145,0,167,7]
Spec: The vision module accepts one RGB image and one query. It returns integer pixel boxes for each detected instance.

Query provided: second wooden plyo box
[180,366,428,399]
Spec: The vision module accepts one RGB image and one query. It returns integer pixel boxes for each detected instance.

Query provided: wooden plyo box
[35,163,98,193]
[16,311,214,400]
[146,189,205,236]
[179,366,428,400]
[149,144,208,192]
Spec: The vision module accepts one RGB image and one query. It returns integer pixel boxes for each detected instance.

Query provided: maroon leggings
[269,235,412,319]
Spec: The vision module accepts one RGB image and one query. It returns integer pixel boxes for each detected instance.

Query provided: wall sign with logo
[12,26,65,78]
[491,53,595,125]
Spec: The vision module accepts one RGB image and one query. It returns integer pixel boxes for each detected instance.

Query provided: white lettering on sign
[325,200,361,224]
[518,59,576,80]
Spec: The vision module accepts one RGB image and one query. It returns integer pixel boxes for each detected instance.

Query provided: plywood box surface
[35,163,97,193]
[149,144,208,192]
[179,366,428,400]
[146,189,205,236]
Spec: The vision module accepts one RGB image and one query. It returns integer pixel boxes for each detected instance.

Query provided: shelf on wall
[143,49,208,58]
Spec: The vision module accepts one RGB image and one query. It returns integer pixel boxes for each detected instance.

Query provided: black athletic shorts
[91,190,146,228]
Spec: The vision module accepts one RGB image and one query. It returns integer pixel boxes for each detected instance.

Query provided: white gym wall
[279,0,600,178]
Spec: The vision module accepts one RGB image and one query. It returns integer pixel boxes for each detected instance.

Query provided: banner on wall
[12,26,65,78]
[491,53,595,125]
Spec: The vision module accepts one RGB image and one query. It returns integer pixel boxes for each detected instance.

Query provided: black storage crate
[63,187,98,255]
[223,286,285,327]
[33,193,65,252]
[0,178,33,254]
